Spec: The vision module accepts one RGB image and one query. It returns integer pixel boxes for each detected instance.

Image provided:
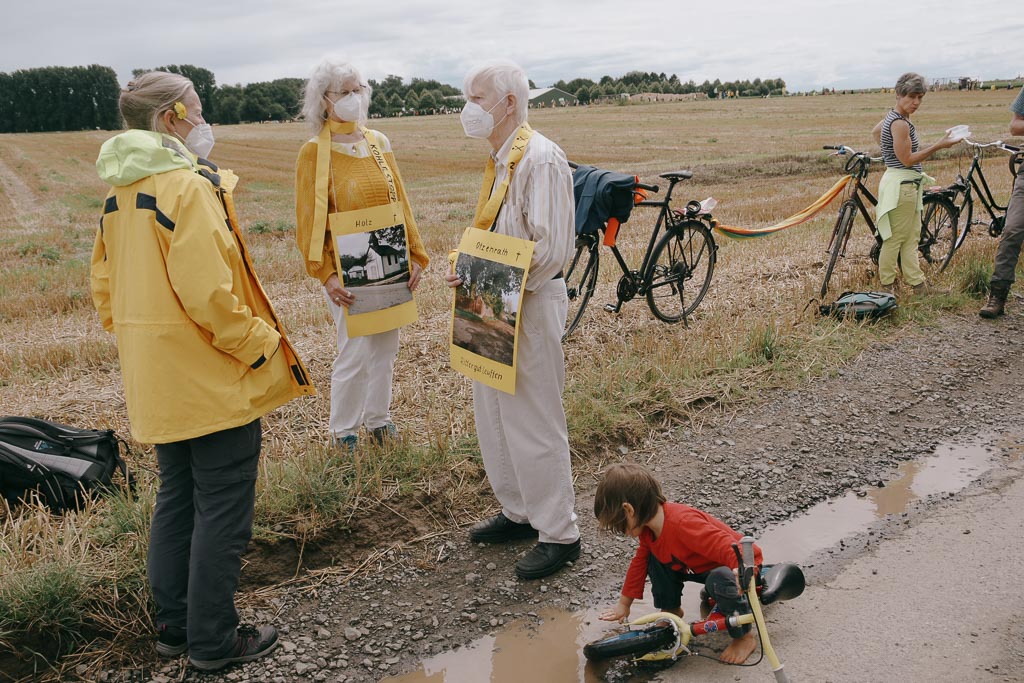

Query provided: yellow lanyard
[308,121,400,261]
[472,122,534,230]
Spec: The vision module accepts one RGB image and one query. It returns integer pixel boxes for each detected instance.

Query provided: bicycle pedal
[603,303,621,313]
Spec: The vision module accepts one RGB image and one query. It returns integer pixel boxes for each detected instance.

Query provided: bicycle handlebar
[823,145,882,162]
[963,139,1021,154]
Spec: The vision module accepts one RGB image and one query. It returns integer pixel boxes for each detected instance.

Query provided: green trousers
[879,183,925,287]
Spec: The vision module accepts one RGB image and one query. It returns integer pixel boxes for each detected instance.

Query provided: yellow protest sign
[330,201,418,337]
[450,227,534,394]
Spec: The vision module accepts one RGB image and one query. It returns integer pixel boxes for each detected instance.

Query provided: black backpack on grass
[0,416,132,512]
[819,291,898,320]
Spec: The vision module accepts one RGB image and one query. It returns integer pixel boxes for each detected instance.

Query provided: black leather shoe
[469,513,538,544]
[515,539,582,579]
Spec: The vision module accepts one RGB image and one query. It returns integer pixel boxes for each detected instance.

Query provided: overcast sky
[1,0,1017,93]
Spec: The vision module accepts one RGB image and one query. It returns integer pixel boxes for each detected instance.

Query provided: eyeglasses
[326,86,365,98]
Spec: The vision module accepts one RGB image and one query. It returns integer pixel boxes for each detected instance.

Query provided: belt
[553,270,564,280]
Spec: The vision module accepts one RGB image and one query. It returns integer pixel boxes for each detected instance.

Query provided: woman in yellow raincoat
[91,71,313,671]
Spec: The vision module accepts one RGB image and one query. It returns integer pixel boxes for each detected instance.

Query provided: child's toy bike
[583,537,805,682]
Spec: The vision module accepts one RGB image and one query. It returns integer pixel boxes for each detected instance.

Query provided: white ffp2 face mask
[184,123,215,159]
[460,99,508,139]
[333,94,363,123]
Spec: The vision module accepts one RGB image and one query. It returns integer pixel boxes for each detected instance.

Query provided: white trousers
[324,290,399,438]
[473,278,579,544]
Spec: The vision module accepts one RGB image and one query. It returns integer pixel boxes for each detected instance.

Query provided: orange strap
[713,175,853,239]
[603,217,621,247]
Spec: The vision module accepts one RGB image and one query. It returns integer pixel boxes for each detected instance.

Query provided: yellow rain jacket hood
[91,130,314,444]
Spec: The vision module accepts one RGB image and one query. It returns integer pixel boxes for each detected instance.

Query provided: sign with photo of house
[330,201,417,337]
[450,227,534,394]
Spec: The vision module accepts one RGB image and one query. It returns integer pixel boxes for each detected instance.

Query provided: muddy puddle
[384,438,1000,683]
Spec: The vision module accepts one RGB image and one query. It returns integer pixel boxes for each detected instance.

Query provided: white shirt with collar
[489,126,575,291]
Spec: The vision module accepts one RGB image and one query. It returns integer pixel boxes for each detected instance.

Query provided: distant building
[528,87,578,108]
[931,76,980,91]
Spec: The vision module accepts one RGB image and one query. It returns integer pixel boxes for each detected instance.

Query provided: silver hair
[894,72,927,97]
[300,58,373,135]
[119,71,194,132]
[463,61,529,124]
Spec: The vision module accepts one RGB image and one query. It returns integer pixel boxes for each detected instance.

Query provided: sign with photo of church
[330,201,418,336]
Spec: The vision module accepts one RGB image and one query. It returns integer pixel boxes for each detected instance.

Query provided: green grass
[0,561,89,654]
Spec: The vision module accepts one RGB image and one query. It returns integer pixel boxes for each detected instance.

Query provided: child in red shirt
[594,463,762,664]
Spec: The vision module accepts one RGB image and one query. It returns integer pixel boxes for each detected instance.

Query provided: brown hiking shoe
[980,282,1010,319]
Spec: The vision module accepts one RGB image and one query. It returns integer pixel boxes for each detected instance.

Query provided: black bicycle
[920,138,1021,272]
[563,166,718,341]
[819,145,883,297]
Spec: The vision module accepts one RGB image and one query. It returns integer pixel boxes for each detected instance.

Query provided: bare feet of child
[720,630,757,664]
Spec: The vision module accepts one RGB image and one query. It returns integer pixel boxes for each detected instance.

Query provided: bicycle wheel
[952,194,973,253]
[645,220,716,323]
[820,200,856,298]
[919,194,958,272]
[562,235,600,341]
[583,625,677,662]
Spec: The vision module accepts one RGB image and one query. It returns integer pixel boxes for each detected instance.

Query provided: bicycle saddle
[758,563,805,605]
[658,170,693,181]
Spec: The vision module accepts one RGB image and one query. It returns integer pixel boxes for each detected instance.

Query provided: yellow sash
[307,121,400,261]
[471,123,534,230]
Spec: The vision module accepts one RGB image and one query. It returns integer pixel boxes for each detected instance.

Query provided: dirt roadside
[665,444,1024,683]
[95,305,1024,683]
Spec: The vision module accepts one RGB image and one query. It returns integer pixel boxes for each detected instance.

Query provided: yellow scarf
[472,122,534,230]
[307,121,399,261]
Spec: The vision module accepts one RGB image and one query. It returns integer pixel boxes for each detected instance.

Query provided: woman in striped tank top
[870,72,958,292]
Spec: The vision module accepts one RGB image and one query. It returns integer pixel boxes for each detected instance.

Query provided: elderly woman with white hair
[295,59,429,451]
[871,72,957,293]
[445,61,581,580]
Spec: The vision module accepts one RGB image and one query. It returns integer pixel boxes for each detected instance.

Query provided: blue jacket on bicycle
[572,164,640,236]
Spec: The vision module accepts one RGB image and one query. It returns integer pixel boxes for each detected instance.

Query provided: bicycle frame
[945,141,1013,248]
[819,146,884,297]
[826,150,880,256]
[604,177,685,305]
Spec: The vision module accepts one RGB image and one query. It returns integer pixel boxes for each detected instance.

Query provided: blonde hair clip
[173,102,188,120]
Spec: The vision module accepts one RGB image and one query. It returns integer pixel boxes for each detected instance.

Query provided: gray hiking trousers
[991,171,1024,285]
[148,419,261,660]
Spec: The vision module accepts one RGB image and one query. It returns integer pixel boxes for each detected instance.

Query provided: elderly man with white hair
[446,61,580,579]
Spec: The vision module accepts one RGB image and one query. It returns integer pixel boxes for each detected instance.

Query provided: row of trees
[553,71,787,103]
[366,75,464,117]
[0,63,465,132]
[0,65,121,133]
[0,64,787,134]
